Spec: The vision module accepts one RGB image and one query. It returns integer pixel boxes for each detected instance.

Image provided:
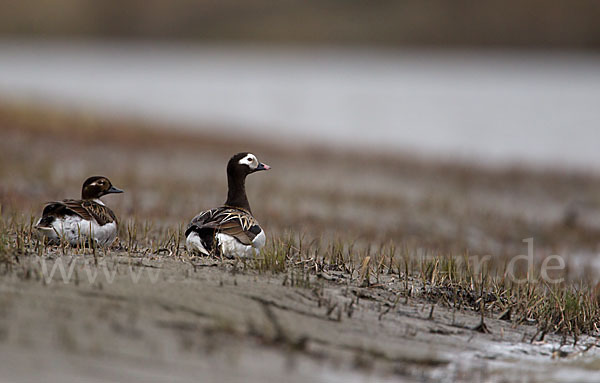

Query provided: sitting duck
[185,152,270,258]
[35,176,123,246]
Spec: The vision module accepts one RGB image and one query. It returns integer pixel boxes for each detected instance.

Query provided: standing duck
[185,152,270,258]
[35,176,123,246]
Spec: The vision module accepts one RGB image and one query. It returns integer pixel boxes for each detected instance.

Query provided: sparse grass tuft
[249,234,600,341]
[1,207,600,342]
[255,235,296,273]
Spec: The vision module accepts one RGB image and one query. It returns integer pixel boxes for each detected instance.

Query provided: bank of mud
[2,103,600,381]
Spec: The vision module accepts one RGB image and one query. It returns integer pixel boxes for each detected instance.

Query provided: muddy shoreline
[2,252,600,383]
[2,103,600,381]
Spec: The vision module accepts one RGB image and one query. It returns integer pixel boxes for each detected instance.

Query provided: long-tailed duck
[35,176,123,246]
[185,153,270,258]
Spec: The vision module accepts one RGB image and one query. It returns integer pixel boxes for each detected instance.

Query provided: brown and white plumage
[35,176,123,246]
[185,153,270,257]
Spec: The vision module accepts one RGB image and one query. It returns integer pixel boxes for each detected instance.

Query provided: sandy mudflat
[2,253,600,383]
[2,104,600,382]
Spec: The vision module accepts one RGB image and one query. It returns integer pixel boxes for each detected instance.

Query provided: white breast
[216,229,266,258]
[252,229,266,248]
[36,215,117,247]
[186,232,210,256]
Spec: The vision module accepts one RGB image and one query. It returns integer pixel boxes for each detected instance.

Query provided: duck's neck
[81,190,96,200]
[225,173,252,212]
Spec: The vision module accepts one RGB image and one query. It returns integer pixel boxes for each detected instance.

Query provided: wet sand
[3,252,600,383]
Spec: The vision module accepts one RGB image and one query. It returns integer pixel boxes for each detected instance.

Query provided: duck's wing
[79,200,118,226]
[40,199,117,226]
[186,207,260,246]
[188,208,221,228]
[40,199,91,220]
[214,208,261,245]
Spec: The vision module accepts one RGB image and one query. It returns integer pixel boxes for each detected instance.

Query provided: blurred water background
[1,1,599,170]
[1,41,599,169]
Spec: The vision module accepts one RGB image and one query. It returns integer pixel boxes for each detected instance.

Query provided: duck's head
[227,153,271,178]
[81,176,124,200]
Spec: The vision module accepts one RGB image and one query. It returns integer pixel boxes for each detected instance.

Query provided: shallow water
[450,340,600,383]
[0,40,600,170]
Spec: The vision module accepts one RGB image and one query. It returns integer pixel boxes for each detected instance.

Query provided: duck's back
[40,199,117,224]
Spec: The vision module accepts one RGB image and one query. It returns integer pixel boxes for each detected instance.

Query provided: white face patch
[239,153,258,170]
